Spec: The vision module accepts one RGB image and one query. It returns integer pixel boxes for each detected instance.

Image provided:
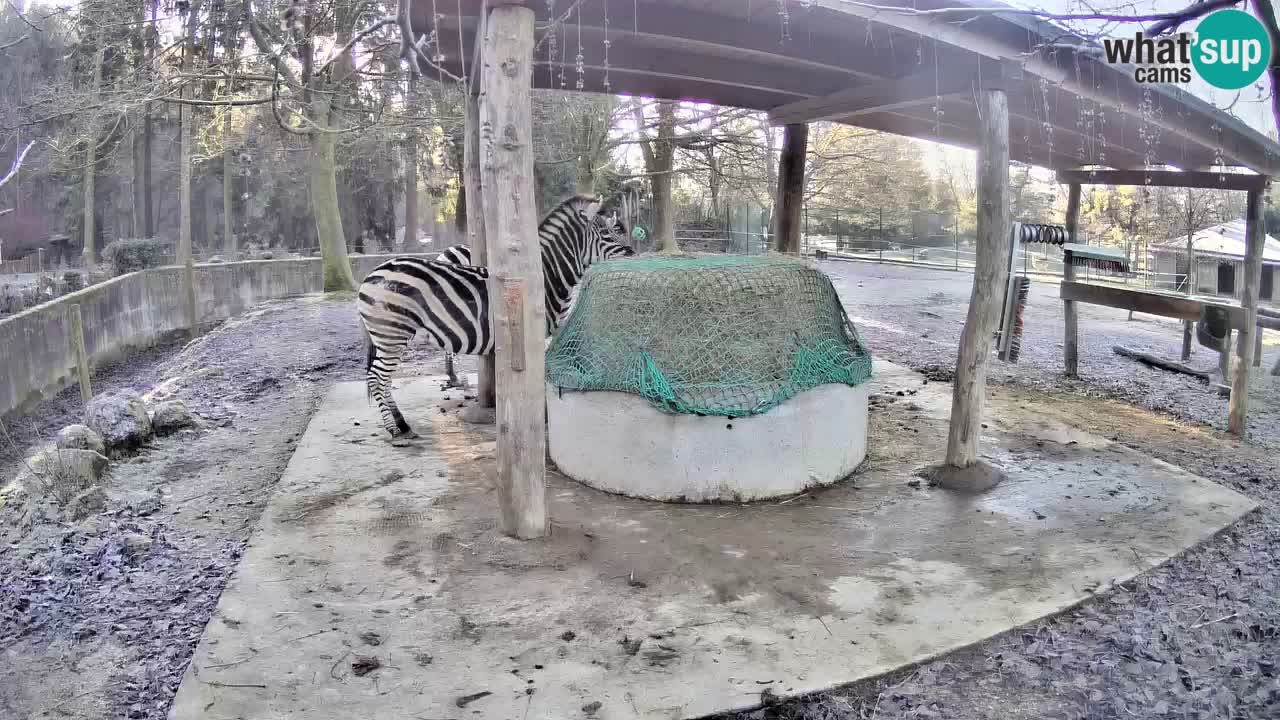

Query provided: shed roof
[1152,220,1280,262]
[418,0,1280,177]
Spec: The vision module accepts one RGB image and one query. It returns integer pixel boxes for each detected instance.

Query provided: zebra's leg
[366,339,417,443]
[444,351,458,388]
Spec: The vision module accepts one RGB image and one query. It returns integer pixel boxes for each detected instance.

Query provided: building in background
[1148,220,1280,303]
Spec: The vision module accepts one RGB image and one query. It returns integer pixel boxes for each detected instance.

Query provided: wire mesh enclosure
[546,254,872,418]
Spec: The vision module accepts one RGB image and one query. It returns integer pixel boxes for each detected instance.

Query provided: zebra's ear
[580,200,603,219]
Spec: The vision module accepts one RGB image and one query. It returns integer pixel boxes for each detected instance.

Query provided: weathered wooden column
[465,78,496,413]
[1062,183,1081,377]
[773,123,808,254]
[479,3,548,539]
[1228,187,1266,435]
[928,74,1012,491]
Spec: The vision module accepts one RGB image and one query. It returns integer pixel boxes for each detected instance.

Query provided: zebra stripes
[436,245,472,266]
[357,195,634,440]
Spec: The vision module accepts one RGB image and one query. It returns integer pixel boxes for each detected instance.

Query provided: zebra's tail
[362,323,376,403]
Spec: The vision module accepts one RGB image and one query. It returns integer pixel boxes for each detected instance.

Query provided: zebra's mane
[539,194,603,227]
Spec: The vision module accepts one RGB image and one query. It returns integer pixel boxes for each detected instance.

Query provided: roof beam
[817,0,1280,175]
[1056,169,1271,191]
[768,66,972,125]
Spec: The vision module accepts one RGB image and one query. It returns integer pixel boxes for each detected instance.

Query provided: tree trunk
[773,123,807,254]
[479,4,546,539]
[402,73,418,252]
[310,131,356,291]
[633,100,678,253]
[945,88,1010,470]
[1063,183,1081,377]
[178,0,201,334]
[1228,189,1265,435]
[82,45,106,266]
[223,110,236,256]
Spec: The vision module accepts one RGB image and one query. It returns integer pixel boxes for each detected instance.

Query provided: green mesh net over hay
[545,254,873,417]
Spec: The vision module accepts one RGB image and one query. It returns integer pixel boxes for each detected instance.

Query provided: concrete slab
[169,362,1256,720]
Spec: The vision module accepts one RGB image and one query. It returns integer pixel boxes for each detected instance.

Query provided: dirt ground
[2,260,1278,720]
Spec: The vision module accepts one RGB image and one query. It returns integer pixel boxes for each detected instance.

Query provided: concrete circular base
[546,383,869,502]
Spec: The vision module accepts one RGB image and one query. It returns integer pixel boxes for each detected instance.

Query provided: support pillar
[932,85,1010,490]
[479,3,547,539]
[773,123,807,254]
[1063,183,1081,377]
[1228,187,1266,435]
[465,86,496,412]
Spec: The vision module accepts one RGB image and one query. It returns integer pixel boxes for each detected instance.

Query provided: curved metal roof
[418,0,1280,176]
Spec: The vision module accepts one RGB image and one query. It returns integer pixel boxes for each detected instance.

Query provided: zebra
[357,195,635,441]
[431,208,631,389]
[433,245,474,390]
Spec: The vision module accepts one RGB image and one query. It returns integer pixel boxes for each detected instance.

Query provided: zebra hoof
[389,431,420,447]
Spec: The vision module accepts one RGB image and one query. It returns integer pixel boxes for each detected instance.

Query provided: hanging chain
[602,0,611,92]
[575,4,585,90]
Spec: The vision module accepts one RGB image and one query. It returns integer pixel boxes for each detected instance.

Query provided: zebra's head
[553,195,636,263]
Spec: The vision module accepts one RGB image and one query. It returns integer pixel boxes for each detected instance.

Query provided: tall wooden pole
[466,86,496,411]
[1063,183,1081,377]
[944,86,1010,470]
[480,3,547,539]
[773,123,808,254]
[1228,187,1266,435]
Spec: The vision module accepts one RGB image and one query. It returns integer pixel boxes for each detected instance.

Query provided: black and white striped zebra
[357,195,635,441]
[433,244,474,389]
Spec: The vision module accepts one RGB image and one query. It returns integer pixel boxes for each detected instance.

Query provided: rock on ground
[56,424,107,456]
[15,447,110,505]
[86,392,153,452]
[151,400,196,435]
[64,485,108,520]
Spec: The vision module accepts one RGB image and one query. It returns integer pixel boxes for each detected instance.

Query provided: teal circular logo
[1192,9,1272,90]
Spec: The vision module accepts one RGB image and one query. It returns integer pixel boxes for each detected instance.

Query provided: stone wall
[0,255,421,417]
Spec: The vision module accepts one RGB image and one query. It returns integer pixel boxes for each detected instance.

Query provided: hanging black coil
[1018,223,1068,246]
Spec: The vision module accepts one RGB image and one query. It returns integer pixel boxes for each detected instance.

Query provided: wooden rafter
[1056,169,1270,191]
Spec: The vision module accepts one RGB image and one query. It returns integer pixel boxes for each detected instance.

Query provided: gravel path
[824,260,1280,447]
[2,261,1278,720]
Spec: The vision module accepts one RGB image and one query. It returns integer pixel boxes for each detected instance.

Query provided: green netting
[545,254,873,417]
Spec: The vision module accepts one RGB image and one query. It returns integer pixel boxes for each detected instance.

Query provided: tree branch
[1251,0,1280,136]
[0,34,29,53]
[0,141,34,191]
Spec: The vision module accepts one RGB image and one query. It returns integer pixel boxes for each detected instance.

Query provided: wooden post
[479,3,547,539]
[1219,329,1232,379]
[67,303,92,403]
[1254,323,1263,367]
[944,86,1010,471]
[465,85,496,411]
[773,123,807,254]
[1228,188,1266,435]
[1063,183,1082,378]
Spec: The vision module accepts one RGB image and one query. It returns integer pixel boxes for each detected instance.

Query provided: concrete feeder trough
[543,255,875,503]
[547,382,869,502]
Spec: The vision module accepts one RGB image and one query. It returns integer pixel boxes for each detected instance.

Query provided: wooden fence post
[1228,188,1265,435]
[67,303,92,403]
[1063,183,1081,377]
[480,3,547,539]
[939,81,1011,486]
